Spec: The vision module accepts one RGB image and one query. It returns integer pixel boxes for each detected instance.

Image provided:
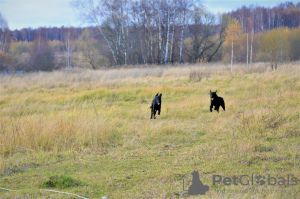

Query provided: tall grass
[0,62,299,198]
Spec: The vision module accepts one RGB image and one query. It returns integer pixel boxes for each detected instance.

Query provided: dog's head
[210,90,217,101]
[154,93,162,105]
[191,170,200,178]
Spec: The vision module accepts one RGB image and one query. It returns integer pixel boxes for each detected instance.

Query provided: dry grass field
[0,62,299,198]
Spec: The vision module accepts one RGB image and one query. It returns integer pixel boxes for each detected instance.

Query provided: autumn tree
[287,27,300,61]
[260,28,289,69]
[225,18,242,71]
[0,51,13,71]
[227,2,300,33]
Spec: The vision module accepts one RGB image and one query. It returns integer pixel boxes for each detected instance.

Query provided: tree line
[228,1,300,33]
[0,1,299,72]
[8,2,300,43]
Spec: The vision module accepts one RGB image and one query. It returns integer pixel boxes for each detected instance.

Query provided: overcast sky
[0,0,297,30]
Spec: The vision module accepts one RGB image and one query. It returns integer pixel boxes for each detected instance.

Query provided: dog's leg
[220,98,225,111]
[210,103,213,112]
[158,107,161,115]
[216,105,220,113]
[151,105,154,119]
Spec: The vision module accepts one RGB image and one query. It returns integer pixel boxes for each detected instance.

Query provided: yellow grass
[0,62,299,198]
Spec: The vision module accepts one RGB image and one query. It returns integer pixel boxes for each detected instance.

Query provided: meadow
[0,63,299,198]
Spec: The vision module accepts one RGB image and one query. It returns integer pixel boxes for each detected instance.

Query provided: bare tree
[28,30,55,71]
[79,28,102,69]
[71,0,226,66]
[184,7,220,63]
[206,14,229,62]
[72,0,120,65]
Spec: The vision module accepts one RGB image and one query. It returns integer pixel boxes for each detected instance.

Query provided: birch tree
[178,0,191,64]
[164,0,171,65]
[249,10,254,65]
[155,0,163,64]
[0,13,12,72]
[225,19,242,71]
[246,17,249,67]
[169,16,176,63]
[165,0,179,64]
[0,12,9,52]
[63,28,75,68]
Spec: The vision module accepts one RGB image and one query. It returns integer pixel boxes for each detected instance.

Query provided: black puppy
[210,90,225,113]
[150,93,162,119]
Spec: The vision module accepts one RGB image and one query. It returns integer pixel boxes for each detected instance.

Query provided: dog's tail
[220,98,225,111]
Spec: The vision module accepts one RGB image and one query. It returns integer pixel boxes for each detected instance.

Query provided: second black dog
[150,93,162,119]
[210,90,225,113]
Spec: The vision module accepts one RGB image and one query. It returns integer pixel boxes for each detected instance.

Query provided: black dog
[150,93,162,119]
[210,90,225,113]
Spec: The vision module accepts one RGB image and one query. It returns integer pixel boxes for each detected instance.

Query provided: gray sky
[0,0,298,30]
[0,0,79,30]
[204,0,298,14]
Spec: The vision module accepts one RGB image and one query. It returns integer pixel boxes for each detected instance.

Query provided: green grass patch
[41,175,84,189]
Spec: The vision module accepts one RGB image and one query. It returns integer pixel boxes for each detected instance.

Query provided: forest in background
[0,1,299,72]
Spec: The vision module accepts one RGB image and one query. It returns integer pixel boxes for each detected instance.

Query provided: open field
[0,63,299,198]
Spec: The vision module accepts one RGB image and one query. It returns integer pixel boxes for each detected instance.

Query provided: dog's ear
[160,93,162,96]
[210,90,211,92]
[156,93,158,96]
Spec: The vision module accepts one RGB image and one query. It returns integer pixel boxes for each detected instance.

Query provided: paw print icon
[255,175,266,185]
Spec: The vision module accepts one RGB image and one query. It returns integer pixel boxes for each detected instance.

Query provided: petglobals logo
[177,172,299,197]
[213,174,299,186]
